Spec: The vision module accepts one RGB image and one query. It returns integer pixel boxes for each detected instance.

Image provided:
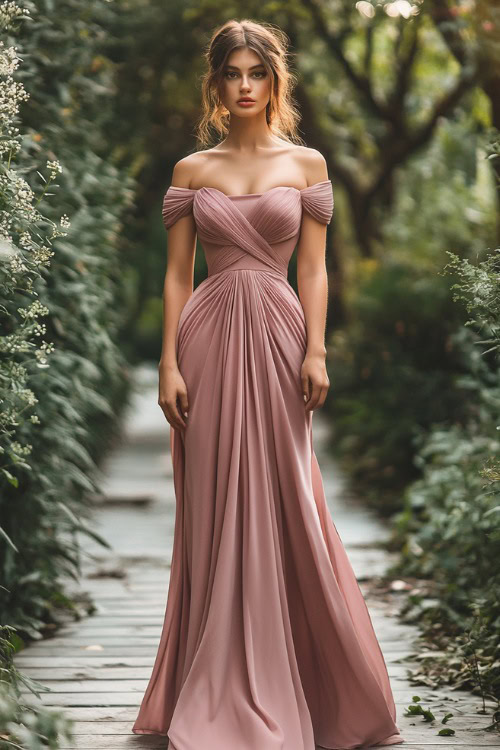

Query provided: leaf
[2,468,19,487]
[0,526,19,553]
[405,705,424,715]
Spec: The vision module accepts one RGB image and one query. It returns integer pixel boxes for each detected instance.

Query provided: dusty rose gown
[131,180,404,749]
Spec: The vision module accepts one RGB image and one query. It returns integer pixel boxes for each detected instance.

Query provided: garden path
[14,365,500,749]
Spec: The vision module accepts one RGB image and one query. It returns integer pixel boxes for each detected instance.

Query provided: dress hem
[131,727,405,748]
[317,733,404,749]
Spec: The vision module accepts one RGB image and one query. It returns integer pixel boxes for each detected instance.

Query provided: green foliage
[446,247,500,358]
[393,336,499,581]
[327,256,470,512]
[0,0,135,635]
[404,695,436,723]
[0,681,73,750]
[327,118,497,513]
[403,698,456,736]
[380,116,496,265]
[391,401,500,699]
[0,625,74,749]
[0,6,136,746]
[390,171,500,701]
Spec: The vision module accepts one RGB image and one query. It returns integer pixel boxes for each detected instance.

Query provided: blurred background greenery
[1,0,499,742]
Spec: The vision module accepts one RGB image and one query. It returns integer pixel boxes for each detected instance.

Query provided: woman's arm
[296,150,331,411]
[158,157,197,429]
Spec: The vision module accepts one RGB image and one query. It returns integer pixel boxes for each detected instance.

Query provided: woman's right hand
[158,363,189,430]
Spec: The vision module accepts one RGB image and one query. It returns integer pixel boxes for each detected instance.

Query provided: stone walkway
[14,365,499,749]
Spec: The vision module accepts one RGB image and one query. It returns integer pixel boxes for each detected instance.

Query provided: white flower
[0,236,15,258]
[18,388,38,406]
[46,159,63,179]
[0,2,30,31]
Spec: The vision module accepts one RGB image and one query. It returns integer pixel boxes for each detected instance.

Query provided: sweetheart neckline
[168,179,332,200]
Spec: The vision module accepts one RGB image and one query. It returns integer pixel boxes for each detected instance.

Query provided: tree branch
[427,0,468,66]
[300,0,389,120]
[369,66,479,199]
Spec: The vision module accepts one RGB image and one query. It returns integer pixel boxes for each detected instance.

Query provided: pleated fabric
[132,181,404,749]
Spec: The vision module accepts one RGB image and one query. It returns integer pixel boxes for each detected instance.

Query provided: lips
[238,98,255,103]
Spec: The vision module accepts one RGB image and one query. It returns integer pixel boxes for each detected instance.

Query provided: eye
[224,70,267,79]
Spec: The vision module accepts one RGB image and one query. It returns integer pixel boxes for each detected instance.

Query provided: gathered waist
[206,267,288,281]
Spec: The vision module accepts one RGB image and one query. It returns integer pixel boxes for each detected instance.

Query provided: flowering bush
[0,0,134,631]
[0,7,69,490]
[0,1,135,743]
[0,156,70,489]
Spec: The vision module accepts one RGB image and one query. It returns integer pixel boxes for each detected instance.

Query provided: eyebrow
[225,63,265,70]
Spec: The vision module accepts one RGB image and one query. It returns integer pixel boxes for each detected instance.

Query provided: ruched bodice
[161,180,334,278]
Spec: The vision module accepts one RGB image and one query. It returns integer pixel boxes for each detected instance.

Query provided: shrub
[390,241,500,702]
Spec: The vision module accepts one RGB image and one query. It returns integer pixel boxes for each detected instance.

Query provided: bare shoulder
[293,145,329,186]
[170,149,214,189]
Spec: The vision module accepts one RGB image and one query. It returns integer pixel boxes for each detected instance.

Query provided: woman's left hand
[301,353,330,411]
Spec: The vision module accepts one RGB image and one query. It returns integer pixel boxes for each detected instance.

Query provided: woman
[132,18,404,750]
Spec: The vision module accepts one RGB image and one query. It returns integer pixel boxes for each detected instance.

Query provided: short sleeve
[300,180,334,225]
[162,186,196,230]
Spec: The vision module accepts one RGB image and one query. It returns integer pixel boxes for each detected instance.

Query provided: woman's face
[219,47,271,117]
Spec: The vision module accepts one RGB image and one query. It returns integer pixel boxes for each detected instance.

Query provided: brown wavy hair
[195,19,304,149]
